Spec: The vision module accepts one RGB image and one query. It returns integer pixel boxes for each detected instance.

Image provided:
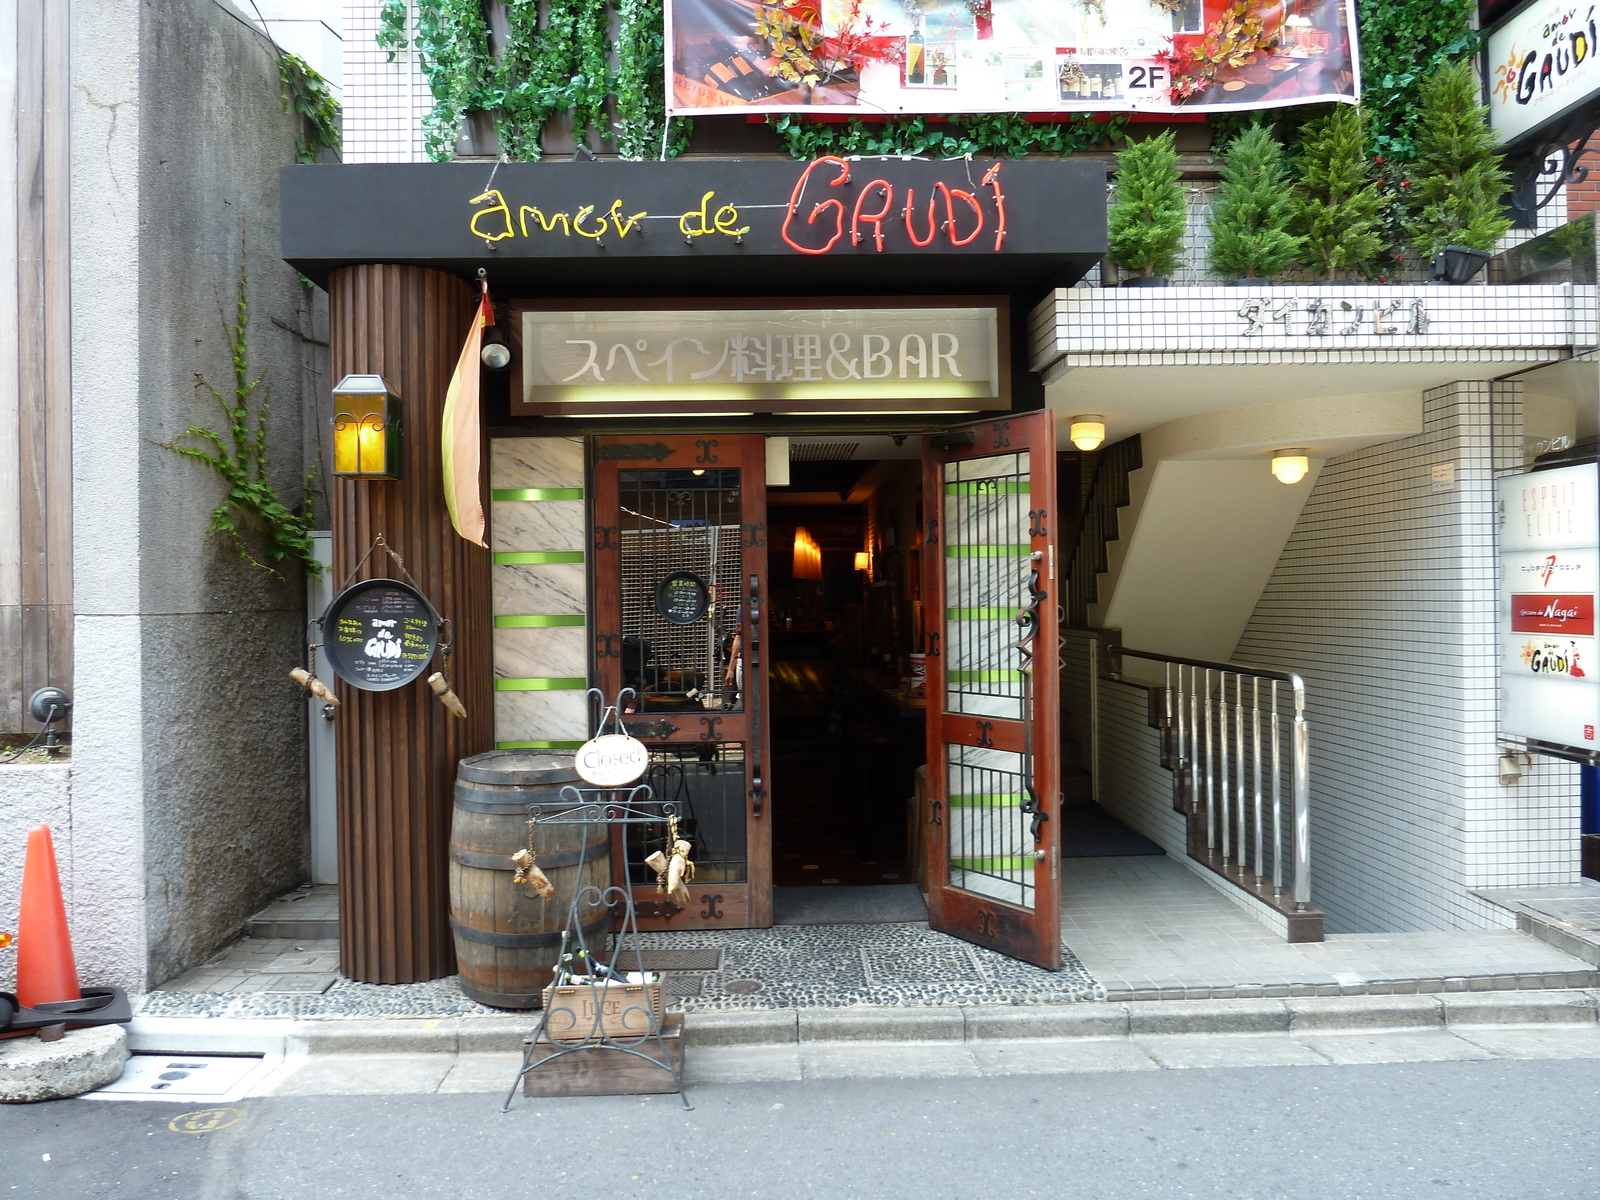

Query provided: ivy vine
[156,261,321,579]
[414,0,496,161]
[615,0,692,160]
[277,52,341,164]
[767,112,1128,160]
[1354,0,1478,162]
[376,0,408,61]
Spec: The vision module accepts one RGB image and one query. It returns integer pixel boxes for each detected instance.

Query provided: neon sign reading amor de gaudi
[469,157,1010,255]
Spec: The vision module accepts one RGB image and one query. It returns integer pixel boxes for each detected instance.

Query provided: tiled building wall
[1231,381,1581,934]
[341,0,428,163]
[489,437,592,749]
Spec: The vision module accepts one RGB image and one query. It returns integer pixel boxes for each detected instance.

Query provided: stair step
[1473,883,1600,967]
[245,884,339,941]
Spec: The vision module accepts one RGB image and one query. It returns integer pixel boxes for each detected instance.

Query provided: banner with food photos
[667,0,1359,116]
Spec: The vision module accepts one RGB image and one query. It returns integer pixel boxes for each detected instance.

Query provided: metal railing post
[1291,677,1311,910]
[1088,637,1100,804]
[1251,676,1263,884]
[1234,673,1246,872]
[1270,679,1282,895]
[1204,668,1217,855]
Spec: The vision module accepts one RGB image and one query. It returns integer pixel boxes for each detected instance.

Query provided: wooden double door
[591,416,1061,970]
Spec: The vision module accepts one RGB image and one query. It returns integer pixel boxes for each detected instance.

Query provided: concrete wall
[65,0,325,991]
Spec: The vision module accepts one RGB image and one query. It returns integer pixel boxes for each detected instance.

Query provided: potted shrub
[1209,123,1304,283]
[1292,104,1388,281]
[1404,58,1512,283]
[1108,129,1186,286]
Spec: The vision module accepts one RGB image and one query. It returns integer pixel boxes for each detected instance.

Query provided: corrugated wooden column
[328,264,493,984]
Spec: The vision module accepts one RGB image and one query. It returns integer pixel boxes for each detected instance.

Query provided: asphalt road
[6,1059,1599,1200]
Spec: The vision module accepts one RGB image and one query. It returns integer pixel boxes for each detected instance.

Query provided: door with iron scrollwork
[592,434,771,931]
[922,412,1062,969]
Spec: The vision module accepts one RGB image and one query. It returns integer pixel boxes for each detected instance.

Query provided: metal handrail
[1104,641,1311,911]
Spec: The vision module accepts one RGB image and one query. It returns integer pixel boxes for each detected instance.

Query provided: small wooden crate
[540,977,665,1042]
[522,1013,683,1097]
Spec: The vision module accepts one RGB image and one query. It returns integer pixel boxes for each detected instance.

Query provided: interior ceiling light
[1271,449,1310,485]
[1069,415,1106,452]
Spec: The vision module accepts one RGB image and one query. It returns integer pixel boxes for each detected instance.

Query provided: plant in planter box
[1404,58,1512,267]
[1108,129,1186,283]
[1209,123,1303,280]
[1292,103,1388,280]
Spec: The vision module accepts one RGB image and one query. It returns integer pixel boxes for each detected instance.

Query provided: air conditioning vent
[790,441,860,462]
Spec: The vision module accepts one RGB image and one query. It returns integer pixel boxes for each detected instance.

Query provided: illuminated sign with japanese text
[512,303,1005,417]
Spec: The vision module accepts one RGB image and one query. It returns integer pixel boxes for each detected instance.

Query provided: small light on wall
[332,374,403,479]
[854,551,870,572]
[1270,448,1310,485]
[481,339,512,371]
[1069,415,1106,452]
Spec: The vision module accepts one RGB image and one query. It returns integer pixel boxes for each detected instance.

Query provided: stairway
[1064,436,1142,630]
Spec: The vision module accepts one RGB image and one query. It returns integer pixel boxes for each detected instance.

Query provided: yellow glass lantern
[332,374,403,479]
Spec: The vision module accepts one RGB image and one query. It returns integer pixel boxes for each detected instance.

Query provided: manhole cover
[723,979,763,995]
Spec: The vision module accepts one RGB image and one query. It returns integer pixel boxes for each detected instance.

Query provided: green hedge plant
[1404,58,1512,262]
[1293,104,1388,280]
[1208,124,1303,280]
[1108,130,1186,280]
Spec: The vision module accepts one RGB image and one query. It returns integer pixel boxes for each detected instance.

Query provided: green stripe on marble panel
[492,487,584,501]
[493,551,585,565]
[944,544,1029,558]
[494,614,585,628]
[496,740,585,750]
[943,480,1029,495]
[947,607,1015,621]
[948,794,1024,808]
[495,677,589,691]
[948,669,1024,684]
[952,856,1033,871]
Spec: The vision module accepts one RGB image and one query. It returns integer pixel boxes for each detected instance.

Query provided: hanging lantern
[793,526,823,581]
[331,374,404,479]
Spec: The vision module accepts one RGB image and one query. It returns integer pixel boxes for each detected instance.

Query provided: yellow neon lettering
[470,190,515,242]
[680,191,716,237]
[519,206,571,236]
[713,204,750,236]
[572,204,608,239]
[609,199,647,238]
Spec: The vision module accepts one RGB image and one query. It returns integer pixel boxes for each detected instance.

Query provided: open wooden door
[922,413,1061,969]
[592,434,771,931]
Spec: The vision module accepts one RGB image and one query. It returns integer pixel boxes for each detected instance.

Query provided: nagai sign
[1499,462,1600,750]
[1488,1,1600,147]
[513,303,1004,416]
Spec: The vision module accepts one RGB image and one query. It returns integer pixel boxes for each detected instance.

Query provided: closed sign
[574,734,649,786]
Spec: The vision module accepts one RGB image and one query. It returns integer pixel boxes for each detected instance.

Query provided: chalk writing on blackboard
[322,579,439,691]
[655,570,710,626]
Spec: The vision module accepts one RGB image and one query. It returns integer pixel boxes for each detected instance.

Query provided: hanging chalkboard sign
[654,570,710,626]
[322,578,439,691]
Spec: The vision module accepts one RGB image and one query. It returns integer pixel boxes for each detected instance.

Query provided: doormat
[1058,804,1165,858]
[617,948,724,972]
[773,884,930,926]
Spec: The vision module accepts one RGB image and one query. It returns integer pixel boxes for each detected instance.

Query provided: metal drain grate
[615,948,724,972]
[663,975,705,998]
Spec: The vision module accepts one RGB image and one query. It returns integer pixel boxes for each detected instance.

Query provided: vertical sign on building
[1500,462,1600,751]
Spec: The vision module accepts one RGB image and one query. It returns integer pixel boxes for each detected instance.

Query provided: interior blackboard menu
[322,578,439,691]
[655,570,710,625]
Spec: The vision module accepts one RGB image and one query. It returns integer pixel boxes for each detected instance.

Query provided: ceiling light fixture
[1069,415,1106,452]
[1271,449,1310,485]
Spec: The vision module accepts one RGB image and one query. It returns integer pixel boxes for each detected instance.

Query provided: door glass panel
[618,468,744,713]
[942,451,1031,722]
[946,743,1034,910]
[626,744,749,885]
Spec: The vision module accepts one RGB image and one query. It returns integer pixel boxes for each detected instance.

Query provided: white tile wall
[341,0,429,162]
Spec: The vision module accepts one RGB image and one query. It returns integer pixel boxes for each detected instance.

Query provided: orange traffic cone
[14,824,80,1009]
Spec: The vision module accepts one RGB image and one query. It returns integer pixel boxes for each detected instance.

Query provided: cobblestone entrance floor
[141,857,1599,1020]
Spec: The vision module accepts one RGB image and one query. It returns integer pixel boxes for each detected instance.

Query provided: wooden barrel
[449,751,612,1009]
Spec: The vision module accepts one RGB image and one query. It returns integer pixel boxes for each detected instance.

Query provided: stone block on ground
[0,1025,129,1103]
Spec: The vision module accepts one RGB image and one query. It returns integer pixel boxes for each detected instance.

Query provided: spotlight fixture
[1069,415,1106,452]
[1271,449,1310,485]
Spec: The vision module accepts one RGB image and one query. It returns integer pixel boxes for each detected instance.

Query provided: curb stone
[126,990,1600,1058]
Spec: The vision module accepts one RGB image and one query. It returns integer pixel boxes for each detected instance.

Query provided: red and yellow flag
[442,282,493,547]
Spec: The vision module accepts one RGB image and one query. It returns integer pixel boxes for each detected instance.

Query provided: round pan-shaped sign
[574,733,650,787]
[321,578,439,691]
[655,570,710,626]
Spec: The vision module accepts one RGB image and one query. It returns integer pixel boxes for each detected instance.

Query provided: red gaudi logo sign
[1510,593,1596,635]
[781,157,1008,255]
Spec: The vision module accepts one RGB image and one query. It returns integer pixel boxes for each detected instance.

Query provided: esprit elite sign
[512,301,1003,417]
[1499,462,1600,750]
[321,578,439,691]
[573,733,650,787]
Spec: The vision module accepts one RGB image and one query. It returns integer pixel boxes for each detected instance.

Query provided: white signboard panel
[1488,3,1600,147]
[1499,462,1600,750]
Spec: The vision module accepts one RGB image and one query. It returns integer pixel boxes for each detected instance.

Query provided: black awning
[279,157,1106,298]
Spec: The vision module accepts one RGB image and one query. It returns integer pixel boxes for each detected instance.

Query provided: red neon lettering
[981,163,1007,251]
[851,180,894,251]
[904,185,940,247]
[782,156,851,255]
[946,188,984,247]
